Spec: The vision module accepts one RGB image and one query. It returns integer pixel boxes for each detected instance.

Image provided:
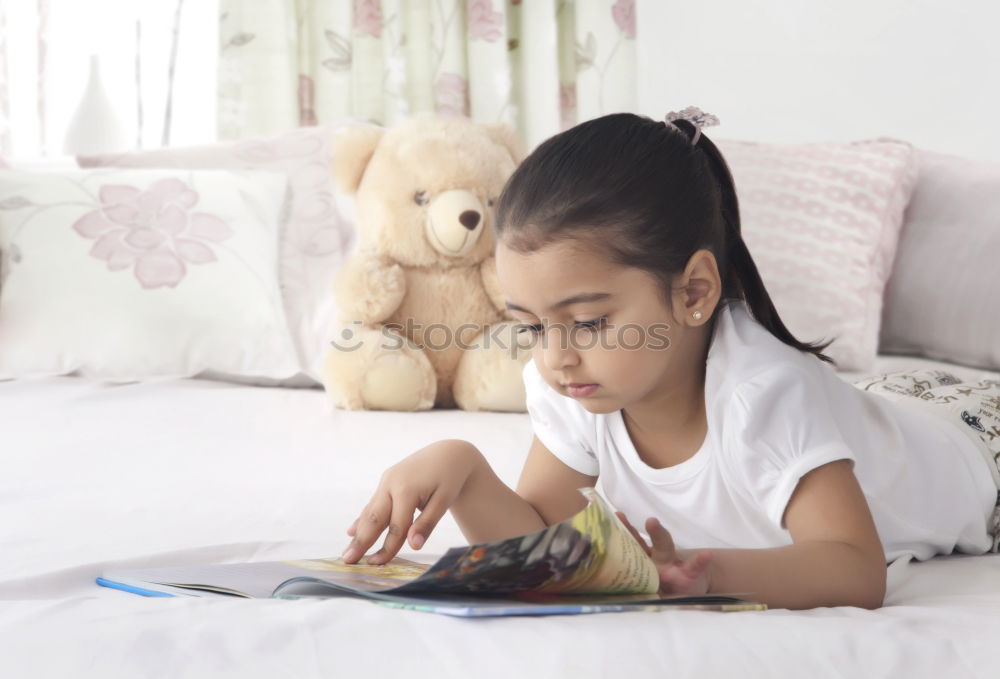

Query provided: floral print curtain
[0,3,11,155]
[217,0,637,149]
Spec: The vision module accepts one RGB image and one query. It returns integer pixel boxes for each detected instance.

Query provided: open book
[97,488,765,617]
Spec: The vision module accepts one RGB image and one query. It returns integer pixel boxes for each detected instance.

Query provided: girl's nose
[541,324,580,371]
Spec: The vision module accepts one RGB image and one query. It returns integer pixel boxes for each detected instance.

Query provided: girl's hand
[616,512,713,597]
[343,440,481,566]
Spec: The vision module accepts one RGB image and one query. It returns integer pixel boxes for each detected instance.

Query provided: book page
[103,557,435,598]
[103,489,661,600]
[375,487,658,596]
[538,487,659,594]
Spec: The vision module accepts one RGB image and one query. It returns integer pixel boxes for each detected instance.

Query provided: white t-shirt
[523,300,997,563]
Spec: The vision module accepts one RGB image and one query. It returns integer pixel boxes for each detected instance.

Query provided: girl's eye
[575,317,608,331]
[517,323,543,335]
[414,191,428,206]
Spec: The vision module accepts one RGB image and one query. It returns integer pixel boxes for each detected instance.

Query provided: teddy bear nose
[459,210,481,230]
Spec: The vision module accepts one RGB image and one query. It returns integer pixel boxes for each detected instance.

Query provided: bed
[2,135,999,677]
[2,355,999,677]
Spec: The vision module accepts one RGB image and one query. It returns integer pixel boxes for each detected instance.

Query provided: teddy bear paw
[361,352,435,411]
[453,323,531,412]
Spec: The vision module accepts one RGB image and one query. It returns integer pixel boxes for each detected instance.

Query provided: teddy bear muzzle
[425,189,486,257]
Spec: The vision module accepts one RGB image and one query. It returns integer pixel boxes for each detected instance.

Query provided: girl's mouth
[564,383,599,398]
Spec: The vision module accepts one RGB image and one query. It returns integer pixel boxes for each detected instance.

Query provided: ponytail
[674,120,836,365]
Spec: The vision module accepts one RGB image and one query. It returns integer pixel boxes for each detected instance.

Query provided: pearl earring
[692,311,703,320]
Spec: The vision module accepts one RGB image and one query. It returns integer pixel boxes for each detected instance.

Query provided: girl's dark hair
[494,112,834,365]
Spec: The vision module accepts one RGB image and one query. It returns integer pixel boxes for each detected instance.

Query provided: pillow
[1,156,78,171]
[78,124,358,385]
[0,168,301,382]
[716,138,920,371]
[879,150,1000,371]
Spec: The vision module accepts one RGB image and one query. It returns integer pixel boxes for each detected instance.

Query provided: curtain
[0,0,49,156]
[0,3,11,155]
[217,0,637,149]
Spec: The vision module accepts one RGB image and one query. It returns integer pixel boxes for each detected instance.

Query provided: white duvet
[2,355,999,678]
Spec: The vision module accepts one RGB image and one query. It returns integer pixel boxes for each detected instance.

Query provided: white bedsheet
[3,355,999,678]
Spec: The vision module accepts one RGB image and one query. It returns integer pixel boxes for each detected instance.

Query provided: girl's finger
[342,493,393,564]
[645,517,676,564]
[346,518,359,537]
[366,492,418,565]
[407,490,450,550]
[681,549,713,576]
[615,511,639,536]
[658,550,713,596]
[616,511,652,556]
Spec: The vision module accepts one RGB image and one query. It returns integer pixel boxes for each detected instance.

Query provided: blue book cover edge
[96,577,176,598]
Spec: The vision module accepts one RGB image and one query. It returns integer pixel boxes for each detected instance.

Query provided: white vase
[63,55,129,155]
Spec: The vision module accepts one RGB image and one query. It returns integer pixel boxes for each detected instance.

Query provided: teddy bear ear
[331,125,385,195]
[483,122,526,164]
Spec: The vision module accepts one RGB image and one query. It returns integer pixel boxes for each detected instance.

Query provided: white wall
[636,0,1000,162]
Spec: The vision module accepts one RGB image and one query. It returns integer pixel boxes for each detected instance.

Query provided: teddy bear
[322,116,531,412]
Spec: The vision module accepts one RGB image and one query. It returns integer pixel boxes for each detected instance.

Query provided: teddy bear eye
[414,191,428,206]
[487,198,495,207]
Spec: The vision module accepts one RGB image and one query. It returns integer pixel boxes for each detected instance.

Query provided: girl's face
[496,238,705,415]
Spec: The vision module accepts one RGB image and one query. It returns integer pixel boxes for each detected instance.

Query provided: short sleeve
[724,365,858,530]
[522,360,600,476]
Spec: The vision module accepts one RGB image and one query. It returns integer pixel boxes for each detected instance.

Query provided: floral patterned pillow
[0,168,301,382]
[78,123,359,385]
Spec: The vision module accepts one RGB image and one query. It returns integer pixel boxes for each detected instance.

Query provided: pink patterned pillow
[78,124,357,385]
[716,138,920,371]
[0,168,300,382]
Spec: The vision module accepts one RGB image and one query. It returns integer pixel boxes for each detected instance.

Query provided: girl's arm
[453,435,597,543]
[682,460,887,609]
[345,437,596,563]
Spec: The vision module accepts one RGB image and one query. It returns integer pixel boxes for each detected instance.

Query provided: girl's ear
[331,125,384,195]
[674,249,722,325]
[483,122,526,164]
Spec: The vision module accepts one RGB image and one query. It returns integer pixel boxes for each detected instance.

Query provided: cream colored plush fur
[322,116,531,412]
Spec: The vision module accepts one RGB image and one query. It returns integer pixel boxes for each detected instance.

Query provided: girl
[342,110,1000,610]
